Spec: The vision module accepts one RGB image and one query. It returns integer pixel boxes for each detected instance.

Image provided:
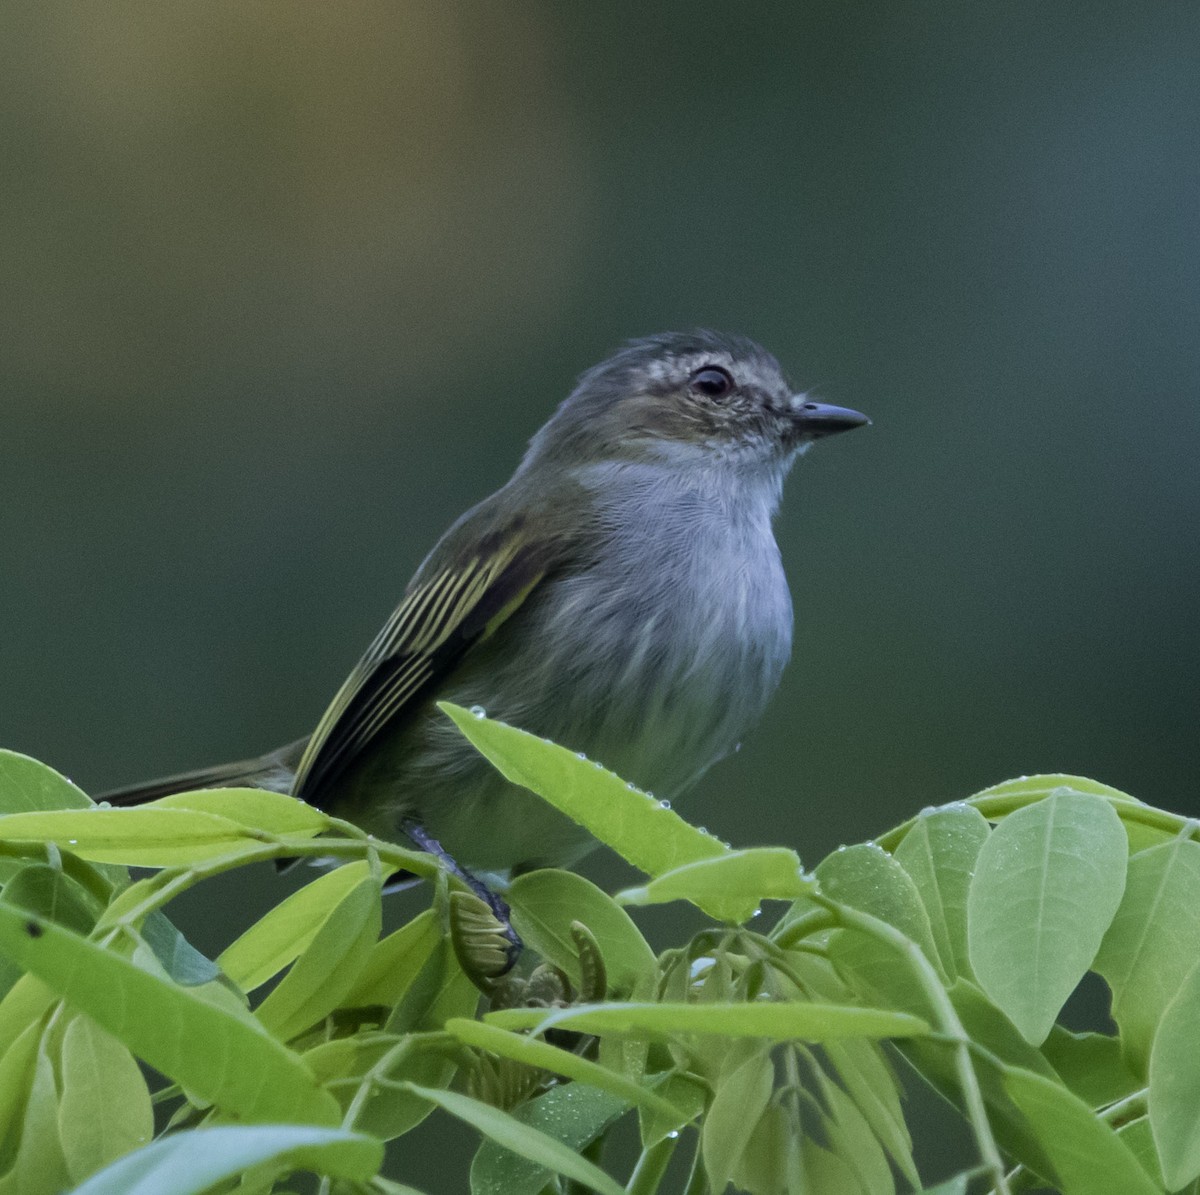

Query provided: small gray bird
[105,332,868,874]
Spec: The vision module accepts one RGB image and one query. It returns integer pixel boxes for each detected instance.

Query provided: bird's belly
[411,556,789,869]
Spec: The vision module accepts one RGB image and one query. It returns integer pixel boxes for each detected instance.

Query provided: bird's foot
[401,818,522,973]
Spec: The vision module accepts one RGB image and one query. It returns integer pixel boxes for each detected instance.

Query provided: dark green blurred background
[3,1,1198,1186]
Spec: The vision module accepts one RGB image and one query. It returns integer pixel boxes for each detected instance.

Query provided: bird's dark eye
[688,366,734,399]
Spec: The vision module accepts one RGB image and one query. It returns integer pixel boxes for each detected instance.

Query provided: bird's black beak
[790,399,871,438]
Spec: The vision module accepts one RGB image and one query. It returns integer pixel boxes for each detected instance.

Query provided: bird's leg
[401,818,522,969]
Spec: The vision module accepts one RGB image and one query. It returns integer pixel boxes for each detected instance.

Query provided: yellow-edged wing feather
[292,526,556,809]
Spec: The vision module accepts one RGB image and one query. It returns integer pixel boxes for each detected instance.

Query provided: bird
[103,331,868,878]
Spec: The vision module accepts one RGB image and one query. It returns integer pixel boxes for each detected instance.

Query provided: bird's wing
[292,524,560,809]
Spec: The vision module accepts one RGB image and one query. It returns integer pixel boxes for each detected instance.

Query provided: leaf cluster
[0,705,1196,1194]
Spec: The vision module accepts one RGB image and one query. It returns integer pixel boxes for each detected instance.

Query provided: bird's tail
[99,738,308,807]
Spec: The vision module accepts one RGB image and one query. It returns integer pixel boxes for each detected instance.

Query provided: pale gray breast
[482,463,793,796]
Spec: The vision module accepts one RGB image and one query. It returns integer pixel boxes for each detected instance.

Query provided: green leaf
[970,774,1137,805]
[943,979,1059,1079]
[817,1068,896,1195]
[470,1082,628,1195]
[0,1023,70,1195]
[140,912,220,986]
[1115,1116,1166,1189]
[402,1082,624,1195]
[340,907,442,1009]
[617,847,812,924]
[313,939,477,1141]
[1094,837,1200,1074]
[822,1037,918,1186]
[487,1000,929,1040]
[66,1125,383,1195]
[0,972,56,1066]
[444,1017,684,1123]
[638,1070,707,1147]
[1149,954,1200,1188]
[440,703,728,876]
[917,1176,973,1195]
[0,1018,41,1171]
[0,751,92,814]
[1042,1027,1141,1109]
[815,843,943,977]
[508,870,656,994]
[1,863,98,936]
[0,905,339,1124]
[967,789,1128,1044]
[801,1134,864,1192]
[1003,1065,1159,1195]
[0,807,265,867]
[147,787,330,835]
[898,1034,1058,1183]
[255,875,381,1041]
[701,1043,775,1192]
[57,1014,153,1182]
[218,861,373,992]
[893,804,990,982]
[730,1101,797,1195]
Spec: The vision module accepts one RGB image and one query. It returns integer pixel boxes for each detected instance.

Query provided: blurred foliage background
[2,1,1198,1186]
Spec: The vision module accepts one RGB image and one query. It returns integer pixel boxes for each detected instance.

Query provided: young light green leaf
[0,863,98,936]
[823,1037,918,1186]
[801,1135,863,1192]
[57,1014,153,1183]
[970,774,1138,805]
[317,942,477,1141]
[147,787,329,835]
[444,1017,683,1123]
[893,804,990,982]
[254,874,381,1041]
[0,972,56,1065]
[917,1176,972,1195]
[1042,1027,1141,1109]
[0,1018,41,1169]
[1094,837,1200,1074]
[140,911,221,986]
[402,1082,624,1195]
[218,861,373,992]
[508,869,656,994]
[440,703,728,876]
[470,1082,628,1195]
[729,1101,795,1195]
[0,905,339,1124]
[487,1000,928,1041]
[1115,1117,1166,1189]
[0,1024,70,1195]
[340,906,442,1009]
[702,1044,775,1192]
[1149,954,1200,1189]
[0,751,92,814]
[944,979,1059,1079]
[967,790,1127,1044]
[617,847,811,924]
[815,843,943,977]
[66,1126,383,1195]
[637,1070,707,1147]
[1003,1065,1159,1195]
[0,807,264,867]
[817,1069,896,1195]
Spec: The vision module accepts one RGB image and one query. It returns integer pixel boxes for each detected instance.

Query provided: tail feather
[99,738,308,807]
